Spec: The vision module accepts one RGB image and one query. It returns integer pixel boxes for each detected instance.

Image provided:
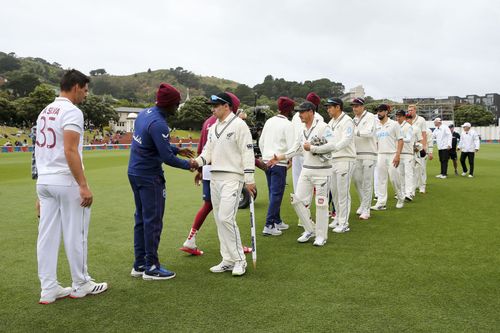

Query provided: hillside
[0,51,239,103]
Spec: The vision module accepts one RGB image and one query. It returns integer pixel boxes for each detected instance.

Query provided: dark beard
[377,114,385,120]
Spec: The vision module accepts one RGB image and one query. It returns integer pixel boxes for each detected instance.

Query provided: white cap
[434,117,442,122]
[462,122,471,128]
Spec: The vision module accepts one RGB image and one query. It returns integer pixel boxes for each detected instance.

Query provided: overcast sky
[1,0,499,100]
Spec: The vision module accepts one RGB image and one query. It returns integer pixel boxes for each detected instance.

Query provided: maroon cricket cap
[306,93,321,108]
[226,92,240,113]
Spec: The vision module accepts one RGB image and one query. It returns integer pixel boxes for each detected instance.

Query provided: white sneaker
[329,219,338,229]
[232,261,247,276]
[359,213,370,220]
[419,187,426,194]
[39,285,72,304]
[313,237,326,246]
[130,266,145,278]
[441,175,447,179]
[333,225,350,233]
[370,205,386,211]
[297,231,314,243]
[209,261,234,273]
[183,237,197,249]
[70,280,108,298]
[262,225,282,236]
[275,222,289,230]
[468,174,473,178]
[435,174,443,178]
[356,207,362,215]
[396,200,404,209]
[461,172,467,176]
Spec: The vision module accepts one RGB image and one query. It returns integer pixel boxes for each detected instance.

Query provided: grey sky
[1,0,499,100]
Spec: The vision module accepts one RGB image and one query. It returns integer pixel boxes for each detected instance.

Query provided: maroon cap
[306,93,321,108]
[277,97,295,113]
[156,83,181,108]
[226,92,240,113]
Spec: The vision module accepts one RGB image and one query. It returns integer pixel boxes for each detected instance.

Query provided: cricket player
[431,117,452,179]
[448,124,461,175]
[395,110,421,201]
[458,122,480,177]
[371,104,405,210]
[324,98,356,233]
[268,101,335,246]
[35,69,107,304]
[414,128,433,194]
[180,93,253,255]
[407,104,429,190]
[259,96,295,236]
[290,93,324,192]
[194,92,256,276]
[128,83,197,280]
[350,98,377,220]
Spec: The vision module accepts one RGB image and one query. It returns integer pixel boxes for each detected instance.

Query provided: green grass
[0,147,499,332]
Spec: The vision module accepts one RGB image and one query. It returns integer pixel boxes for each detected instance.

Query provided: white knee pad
[314,195,329,240]
[291,193,314,232]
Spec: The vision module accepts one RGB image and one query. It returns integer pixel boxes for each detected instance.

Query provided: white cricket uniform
[195,113,255,265]
[35,97,91,297]
[414,129,433,193]
[458,129,480,152]
[352,111,377,216]
[291,112,324,190]
[375,118,404,206]
[398,121,418,198]
[327,113,356,229]
[284,118,334,241]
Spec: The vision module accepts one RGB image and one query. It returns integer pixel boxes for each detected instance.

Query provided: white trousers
[330,161,355,228]
[352,159,376,216]
[373,164,381,198]
[291,173,329,240]
[291,155,304,191]
[375,153,403,206]
[210,179,246,265]
[399,155,415,198]
[414,156,428,193]
[37,184,91,296]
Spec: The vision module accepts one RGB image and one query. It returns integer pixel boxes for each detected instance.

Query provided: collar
[55,97,72,103]
[219,113,236,124]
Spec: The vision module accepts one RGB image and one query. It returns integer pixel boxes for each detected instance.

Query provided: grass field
[0,146,499,332]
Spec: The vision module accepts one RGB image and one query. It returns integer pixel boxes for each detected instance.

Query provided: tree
[89,68,107,76]
[175,96,212,130]
[454,104,495,126]
[0,97,17,125]
[4,72,41,97]
[79,94,119,129]
[14,84,56,126]
[234,84,256,106]
[0,55,21,73]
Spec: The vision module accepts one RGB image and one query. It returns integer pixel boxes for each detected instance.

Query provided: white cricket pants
[399,154,415,198]
[291,173,329,241]
[37,184,91,296]
[352,159,376,216]
[414,156,428,192]
[375,153,403,206]
[210,178,246,264]
[330,161,355,228]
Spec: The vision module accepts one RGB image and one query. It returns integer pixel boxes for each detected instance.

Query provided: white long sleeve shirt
[284,118,334,177]
[195,113,255,184]
[432,125,452,150]
[458,129,480,152]
[291,111,324,146]
[327,112,356,161]
[353,110,377,160]
[259,115,294,166]
[400,121,415,155]
[376,118,403,154]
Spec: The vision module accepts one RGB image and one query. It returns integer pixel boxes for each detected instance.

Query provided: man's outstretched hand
[178,148,195,158]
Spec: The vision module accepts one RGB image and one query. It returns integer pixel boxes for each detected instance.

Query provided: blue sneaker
[130,265,145,278]
[142,265,176,280]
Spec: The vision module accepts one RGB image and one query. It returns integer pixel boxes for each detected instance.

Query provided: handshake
[188,158,199,172]
[177,148,199,172]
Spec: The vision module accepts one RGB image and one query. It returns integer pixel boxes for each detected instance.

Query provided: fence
[1,143,199,153]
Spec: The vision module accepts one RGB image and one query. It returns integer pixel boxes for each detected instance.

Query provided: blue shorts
[202,179,211,202]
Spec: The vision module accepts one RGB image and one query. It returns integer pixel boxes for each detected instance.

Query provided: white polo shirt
[259,114,294,166]
[458,129,480,152]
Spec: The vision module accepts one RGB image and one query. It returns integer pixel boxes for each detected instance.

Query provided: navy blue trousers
[128,174,166,268]
[265,165,287,227]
